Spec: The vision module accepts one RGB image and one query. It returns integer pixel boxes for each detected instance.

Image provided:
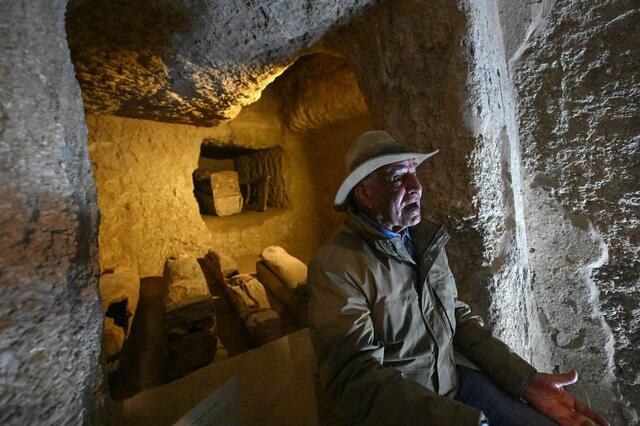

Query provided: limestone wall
[301,117,375,238]
[510,1,639,421]
[0,1,105,424]
[86,115,213,276]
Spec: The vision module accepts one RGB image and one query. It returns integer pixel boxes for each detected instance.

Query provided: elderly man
[308,131,608,425]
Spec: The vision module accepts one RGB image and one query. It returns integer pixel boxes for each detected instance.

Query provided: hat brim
[333,150,438,211]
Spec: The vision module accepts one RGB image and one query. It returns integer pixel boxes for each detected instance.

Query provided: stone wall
[0,1,105,424]
[301,117,375,238]
[510,1,639,421]
[86,115,214,276]
[331,0,492,315]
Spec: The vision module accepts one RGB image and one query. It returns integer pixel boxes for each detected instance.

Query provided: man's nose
[406,172,422,195]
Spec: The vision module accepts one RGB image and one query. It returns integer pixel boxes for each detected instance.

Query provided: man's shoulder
[309,224,372,272]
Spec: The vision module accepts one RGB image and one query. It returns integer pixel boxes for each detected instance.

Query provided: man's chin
[403,213,421,228]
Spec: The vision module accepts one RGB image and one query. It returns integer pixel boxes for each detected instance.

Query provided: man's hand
[522,370,609,426]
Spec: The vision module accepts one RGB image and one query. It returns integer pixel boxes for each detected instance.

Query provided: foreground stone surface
[0,1,105,423]
[114,329,316,426]
[66,0,377,126]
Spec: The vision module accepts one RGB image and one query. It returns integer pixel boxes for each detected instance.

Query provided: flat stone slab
[113,329,317,426]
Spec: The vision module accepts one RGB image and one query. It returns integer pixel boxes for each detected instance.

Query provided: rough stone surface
[87,114,214,276]
[99,268,140,336]
[276,54,369,132]
[235,146,290,208]
[512,1,640,421]
[66,0,378,126]
[0,1,106,424]
[210,171,243,216]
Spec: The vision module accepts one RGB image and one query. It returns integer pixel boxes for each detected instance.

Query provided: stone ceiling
[66,0,377,127]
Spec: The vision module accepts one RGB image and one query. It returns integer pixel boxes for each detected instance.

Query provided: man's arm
[453,297,538,397]
[309,264,486,425]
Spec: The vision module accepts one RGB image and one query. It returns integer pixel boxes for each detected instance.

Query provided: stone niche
[193,144,288,217]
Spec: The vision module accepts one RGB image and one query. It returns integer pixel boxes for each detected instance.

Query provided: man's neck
[355,207,406,237]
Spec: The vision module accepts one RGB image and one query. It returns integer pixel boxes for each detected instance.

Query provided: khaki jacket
[308,209,536,425]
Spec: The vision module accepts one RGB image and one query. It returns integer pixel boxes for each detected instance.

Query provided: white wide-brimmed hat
[333,130,438,211]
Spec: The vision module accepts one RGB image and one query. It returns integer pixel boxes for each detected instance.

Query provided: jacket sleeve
[446,254,537,396]
[308,262,486,426]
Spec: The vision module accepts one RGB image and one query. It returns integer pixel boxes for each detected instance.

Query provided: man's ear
[354,184,371,209]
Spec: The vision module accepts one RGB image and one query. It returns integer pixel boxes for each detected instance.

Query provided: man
[308,131,608,425]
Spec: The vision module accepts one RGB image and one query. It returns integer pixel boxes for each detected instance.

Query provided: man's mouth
[404,200,421,211]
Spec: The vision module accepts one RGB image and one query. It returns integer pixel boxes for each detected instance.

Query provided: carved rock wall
[0,1,105,424]
[86,114,213,276]
[332,0,490,312]
[511,1,640,421]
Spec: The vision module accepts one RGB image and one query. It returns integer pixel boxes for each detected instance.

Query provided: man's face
[355,159,422,231]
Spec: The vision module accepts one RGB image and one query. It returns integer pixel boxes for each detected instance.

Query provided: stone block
[164,296,216,333]
[104,317,125,373]
[99,267,140,336]
[99,267,141,372]
[166,328,217,379]
[210,171,243,216]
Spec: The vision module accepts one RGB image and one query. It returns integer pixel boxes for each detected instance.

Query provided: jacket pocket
[429,272,457,335]
[372,290,422,345]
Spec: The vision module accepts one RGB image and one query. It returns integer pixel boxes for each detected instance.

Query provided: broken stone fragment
[202,250,239,287]
[225,274,283,344]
